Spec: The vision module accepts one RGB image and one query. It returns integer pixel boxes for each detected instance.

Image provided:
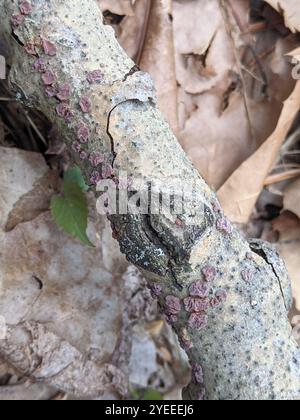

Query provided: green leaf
[64,166,89,192]
[51,179,93,247]
[143,389,164,401]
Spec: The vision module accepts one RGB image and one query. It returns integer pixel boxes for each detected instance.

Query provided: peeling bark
[0,0,300,400]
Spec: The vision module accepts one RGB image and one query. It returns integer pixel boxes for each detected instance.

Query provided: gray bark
[0,0,300,400]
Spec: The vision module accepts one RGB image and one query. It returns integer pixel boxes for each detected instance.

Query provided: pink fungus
[150,284,162,299]
[56,103,74,123]
[79,96,92,113]
[197,390,206,401]
[77,124,89,143]
[42,38,57,56]
[216,217,232,234]
[202,265,216,282]
[71,141,81,153]
[45,86,56,97]
[79,151,88,160]
[19,1,32,15]
[24,43,37,56]
[89,151,104,167]
[188,313,208,330]
[165,313,178,325]
[33,58,46,73]
[189,281,209,298]
[102,165,113,179]
[41,70,55,85]
[56,84,71,101]
[184,297,210,313]
[165,295,181,315]
[210,289,227,308]
[87,70,103,84]
[90,170,101,185]
[192,364,204,384]
[11,14,25,27]
[241,269,254,283]
[212,201,222,213]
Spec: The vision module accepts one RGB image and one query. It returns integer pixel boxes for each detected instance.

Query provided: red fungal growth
[179,328,193,351]
[56,84,72,101]
[202,265,216,282]
[41,70,55,85]
[11,14,25,27]
[197,390,205,401]
[184,297,210,313]
[241,269,254,283]
[87,70,103,84]
[102,165,113,179]
[33,58,46,73]
[165,313,178,325]
[77,124,89,143]
[216,217,232,234]
[42,38,57,56]
[189,281,209,298]
[80,151,88,160]
[192,364,204,384]
[90,170,101,185]
[19,1,32,15]
[56,103,74,123]
[175,218,184,227]
[79,96,92,113]
[149,283,162,299]
[210,289,227,308]
[188,313,208,330]
[24,43,37,56]
[71,141,81,153]
[212,201,222,213]
[89,151,104,167]
[165,295,181,315]
[45,86,56,97]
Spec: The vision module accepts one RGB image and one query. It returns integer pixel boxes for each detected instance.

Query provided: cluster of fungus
[10,3,115,187]
[162,264,228,338]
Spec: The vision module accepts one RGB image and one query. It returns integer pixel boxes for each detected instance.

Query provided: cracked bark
[0,0,300,400]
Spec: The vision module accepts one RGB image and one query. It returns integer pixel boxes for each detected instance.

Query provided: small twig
[264,169,300,186]
[23,111,47,146]
[0,97,17,102]
[134,0,152,65]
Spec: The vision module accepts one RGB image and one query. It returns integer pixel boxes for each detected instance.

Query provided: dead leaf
[283,177,300,219]
[265,0,300,33]
[139,0,178,134]
[218,80,300,223]
[0,147,49,230]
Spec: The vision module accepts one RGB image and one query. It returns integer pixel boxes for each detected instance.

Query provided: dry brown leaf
[283,177,300,219]
[174,0,297,189]
[265,0,300,33]
[218,80,300,223]
[139,0,178,134]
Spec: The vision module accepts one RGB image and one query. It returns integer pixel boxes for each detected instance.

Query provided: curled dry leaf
[218,80,300,223]
[265,0,300,33]
[139,0,178,134]
[174,0,296,190]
